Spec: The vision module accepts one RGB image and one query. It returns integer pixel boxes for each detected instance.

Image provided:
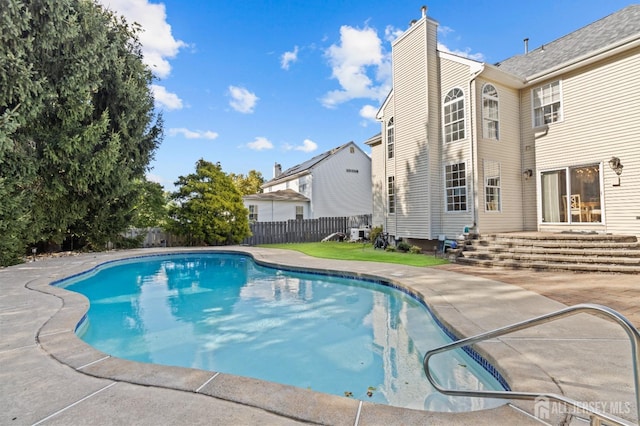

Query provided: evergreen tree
[0,0,162,263]
[169,160,251,246]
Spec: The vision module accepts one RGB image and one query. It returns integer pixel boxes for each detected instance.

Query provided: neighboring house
[368,5,640,244]
[244,141,372,221]
[242,189,309,222]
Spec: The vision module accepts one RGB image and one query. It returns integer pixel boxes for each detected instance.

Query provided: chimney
[421,5,427,18]
[274,162,282,178]
[524,38,529,54]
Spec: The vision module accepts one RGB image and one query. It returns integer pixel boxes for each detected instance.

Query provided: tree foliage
[229,169,265,195]
[0,0,162,264]
[131,179,169,229]
[168,160,251,246]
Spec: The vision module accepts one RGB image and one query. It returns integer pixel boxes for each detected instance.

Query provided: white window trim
[531,80,563,128]
[443,88,466,143]
[444,161,468,213]
[388,176,395,214]
[387,117,394,159]
[481,83,499,140]
[483,160,501,212]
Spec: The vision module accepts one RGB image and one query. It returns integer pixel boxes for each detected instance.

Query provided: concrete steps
[456,232,640,274]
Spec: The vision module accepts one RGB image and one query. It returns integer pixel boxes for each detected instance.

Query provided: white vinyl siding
[530,50,640,236]
[477,78,527,233]
[389,17,433,238]
[311,143,372,218]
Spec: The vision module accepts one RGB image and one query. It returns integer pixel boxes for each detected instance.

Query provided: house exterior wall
[387,18,432,239]
[438,56,475,238]
[310,144,372,218]
[371,7,639,240]
[475,78,527,233]
[525,48,640,236]
[369,138,386,228]
[244,200,309,222]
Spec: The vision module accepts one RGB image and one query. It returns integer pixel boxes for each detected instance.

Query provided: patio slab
[1,247,637,425]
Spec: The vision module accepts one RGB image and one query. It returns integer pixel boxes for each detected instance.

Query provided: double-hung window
[248,205,258,222]
[533,81,562,127]
[388,176,395,213]
[445,163,467,211]
[295,206,303,220]
[482,84,499,140]
[387,117,394,159]
[444,88,465,142]
[484,160,501,211]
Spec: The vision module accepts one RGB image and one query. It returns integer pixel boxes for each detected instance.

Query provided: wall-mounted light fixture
[523,169,533,180]
[608,156,623,186]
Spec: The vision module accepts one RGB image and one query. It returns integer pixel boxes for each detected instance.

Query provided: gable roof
[496,5,640,78]
[243,189,309,202]
[363,132,382,146]
[263,141,367,186]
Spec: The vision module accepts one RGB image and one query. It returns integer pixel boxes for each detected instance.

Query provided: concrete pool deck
[1,247,638,425]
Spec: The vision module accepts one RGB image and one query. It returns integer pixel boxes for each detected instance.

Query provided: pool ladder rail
[423,304,640,426]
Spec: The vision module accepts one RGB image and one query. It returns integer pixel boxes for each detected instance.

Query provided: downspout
[469,66,484,230]
[519,89,527,231]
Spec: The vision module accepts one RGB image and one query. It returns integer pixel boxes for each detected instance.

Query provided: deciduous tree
[229,169,265,195]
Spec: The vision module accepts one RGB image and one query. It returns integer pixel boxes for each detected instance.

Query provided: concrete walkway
[1,247,638,425]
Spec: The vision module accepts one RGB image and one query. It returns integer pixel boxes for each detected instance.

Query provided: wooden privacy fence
[242,215,371,245]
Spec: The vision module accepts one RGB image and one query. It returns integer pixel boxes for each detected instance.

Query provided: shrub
[369,226,383,246]
[396,241,411,253]
[409,245,422,254]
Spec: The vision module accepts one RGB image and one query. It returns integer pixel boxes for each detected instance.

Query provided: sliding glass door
[541,164,602,224]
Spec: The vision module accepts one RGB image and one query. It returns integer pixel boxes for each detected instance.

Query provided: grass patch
[258,241,449,267]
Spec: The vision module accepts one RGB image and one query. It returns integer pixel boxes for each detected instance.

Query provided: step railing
[423,304,640,426]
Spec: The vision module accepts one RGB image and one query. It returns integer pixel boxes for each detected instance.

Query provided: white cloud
[283,139,318,152]
[97,0,186,79]
[146,173,163,184]
[228,85,259,113]
[151,84,183,110]
[281,46,299,70]
[359,104,379,121]
[384,25,404,43]
[295,139,318,152]
[321,25,391,108]
[438,25,454,37]
[437,43,485,62]
[168,128,219,140]
[247,137,273,151]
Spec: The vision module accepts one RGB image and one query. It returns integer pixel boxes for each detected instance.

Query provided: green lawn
[258,241,449,267]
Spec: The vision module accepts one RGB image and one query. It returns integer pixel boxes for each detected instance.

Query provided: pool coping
[8,246,638,425]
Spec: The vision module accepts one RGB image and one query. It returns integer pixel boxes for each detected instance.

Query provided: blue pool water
[59,253,506,411]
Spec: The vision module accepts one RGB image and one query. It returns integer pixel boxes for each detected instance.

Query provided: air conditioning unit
[350,228,370,242]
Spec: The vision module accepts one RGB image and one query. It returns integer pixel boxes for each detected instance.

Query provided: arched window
[482,84,499,140]
[443,88,465,142]
[387,117,394,159]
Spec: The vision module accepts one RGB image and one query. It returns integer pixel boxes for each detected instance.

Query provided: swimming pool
[58,252,506,411]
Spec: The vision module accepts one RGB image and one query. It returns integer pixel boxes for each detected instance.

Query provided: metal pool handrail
[423,303,640,426]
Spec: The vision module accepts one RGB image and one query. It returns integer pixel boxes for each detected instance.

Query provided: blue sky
[97,0,632,191]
